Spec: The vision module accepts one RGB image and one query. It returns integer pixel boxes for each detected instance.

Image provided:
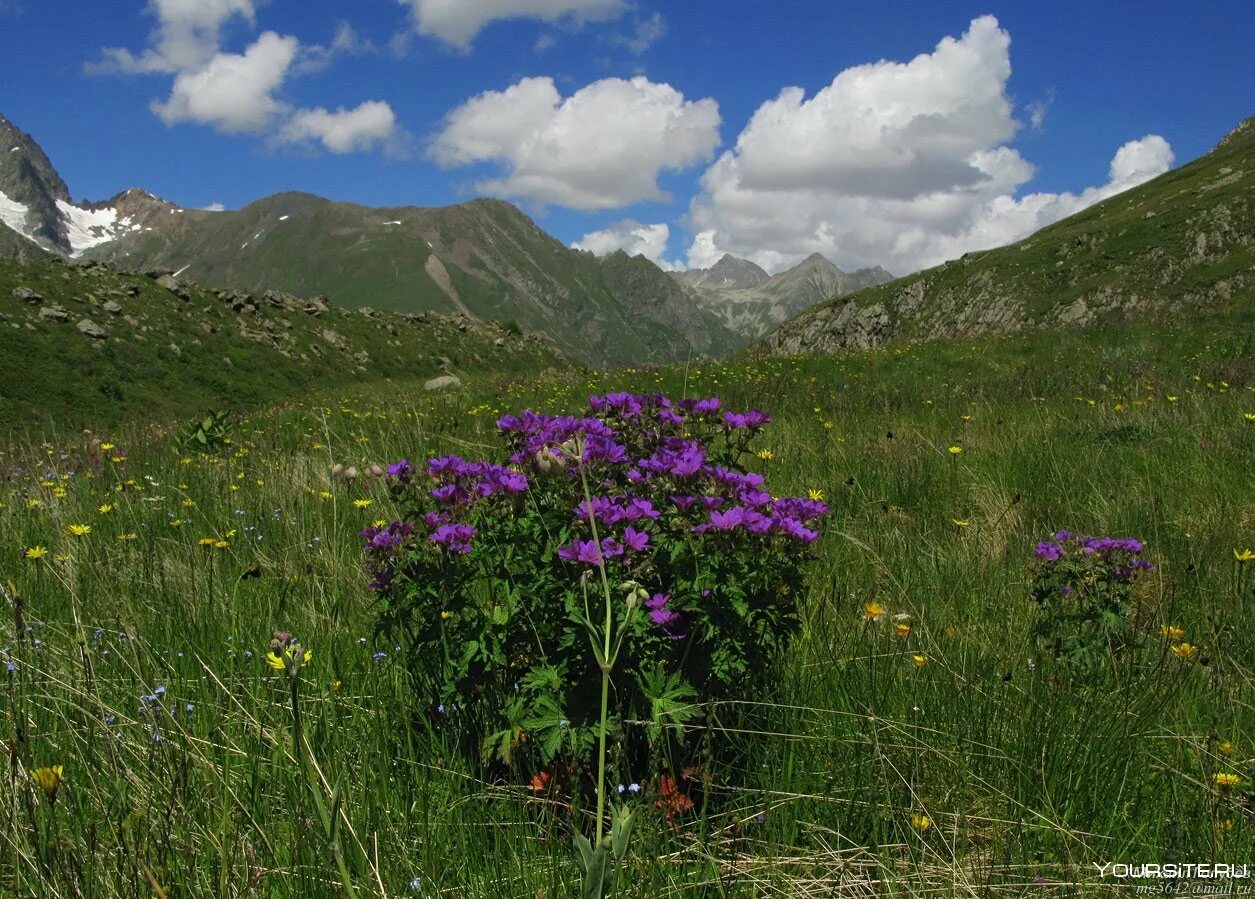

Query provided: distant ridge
[763,115,1255,355]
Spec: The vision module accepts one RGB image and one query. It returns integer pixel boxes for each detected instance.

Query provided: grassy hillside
[0,254,562,431]
[2,308,1251,895]
[767,117,1254,354]
[84,194,737,367]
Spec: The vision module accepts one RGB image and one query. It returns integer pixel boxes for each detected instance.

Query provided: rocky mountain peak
[0,114,74,252]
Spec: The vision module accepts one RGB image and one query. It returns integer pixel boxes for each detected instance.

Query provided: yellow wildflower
[895,623,912,638]
[863,602,886,621]
[911,814,931,832]
[25,546,47,560]
[807,488,825,502]
[267,645,313,673]
[911,654,929,668]
[1170,643,1199,661]
[1218,740,1235,756]
[1160,625,1185,641]
[756,448,774,460]
[30,765,63,801]
[98,504,113,514]
[1234,548,1255,564]
[947,445,963,455]
[1213,773,1241,788]
[353,498,373,509]
[67,524,91,537]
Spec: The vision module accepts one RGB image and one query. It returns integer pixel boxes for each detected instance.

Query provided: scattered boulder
[493,337,507,347]
[320,328,347,348]
[124,284,140,297]
[39,306,70,322]
[77,318,107,339]
[13,287,43,305]
[102,300,122,314]
[155,275,190,300]
[423,375,462,391]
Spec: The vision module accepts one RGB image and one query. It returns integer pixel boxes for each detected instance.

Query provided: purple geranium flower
[622,526,650,552]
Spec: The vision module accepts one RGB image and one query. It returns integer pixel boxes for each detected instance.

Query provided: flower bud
[368,464,383,478]
[330,463,344,479]
[344,466,358,482]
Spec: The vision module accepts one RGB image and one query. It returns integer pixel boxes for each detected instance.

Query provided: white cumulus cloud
[96,0,256,74]
[573,220,680,269]
[151,31,298,134]
[684,15,1173,275]
[101,9,401,156]
[399,0,626,50]
[432,75,720,210]
[279,101,400,154]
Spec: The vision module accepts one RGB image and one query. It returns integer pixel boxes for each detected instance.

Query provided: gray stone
[77,318,107,339]
[423,375,462,391]
[102,300,123,314]
[39,306,69,322]
[13,287,43,305]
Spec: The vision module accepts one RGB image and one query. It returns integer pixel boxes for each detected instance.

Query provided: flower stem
[595,665,611,845]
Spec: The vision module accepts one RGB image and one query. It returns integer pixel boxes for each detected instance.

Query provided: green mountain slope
[83,192,729,367]
[765,117,1254,355]
[0,254,562,430]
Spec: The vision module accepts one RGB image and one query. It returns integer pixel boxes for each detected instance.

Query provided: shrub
[362,392,828,786]
[1028,531,1155,672]
[173,410,233,457]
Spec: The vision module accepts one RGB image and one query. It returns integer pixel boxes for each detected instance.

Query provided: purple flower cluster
[645,593,686,640]
[360,521,416,591]
[366,393,829,638]
[1035,530,1154,581]
[427,455,529,504]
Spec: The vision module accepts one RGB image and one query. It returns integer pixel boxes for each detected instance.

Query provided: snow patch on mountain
[0,189,35,240]
[56,200,137,256]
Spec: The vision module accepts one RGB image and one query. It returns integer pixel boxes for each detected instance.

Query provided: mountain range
[764,116,1254,356]
[0,113,888,367]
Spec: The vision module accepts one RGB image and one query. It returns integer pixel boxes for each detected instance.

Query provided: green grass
[1,312,1252,896]
[0,255,561,431]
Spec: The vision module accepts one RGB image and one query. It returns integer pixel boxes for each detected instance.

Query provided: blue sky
[1,1,1251,274]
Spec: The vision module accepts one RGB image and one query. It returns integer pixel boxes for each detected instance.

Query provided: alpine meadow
[0,4,1252,897]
